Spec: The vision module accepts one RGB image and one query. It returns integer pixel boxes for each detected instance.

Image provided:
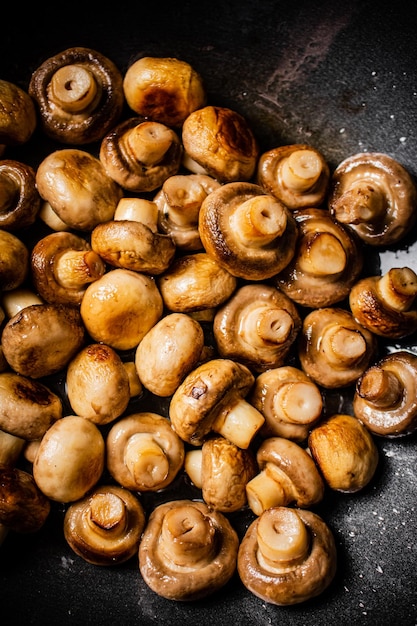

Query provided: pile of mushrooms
[0,47,416,609]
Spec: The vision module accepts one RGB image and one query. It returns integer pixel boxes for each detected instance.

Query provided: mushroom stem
[114,197,159,232]
[279,149,322,192]
[54,249,106,289]
[88,491,128,535]
[184,449,203,488]
[246,465,289,516]
[357,366,403,408]
[297,232,347,276]
[1,288,43,318]
[229,195,287,247]
[159,504,216,566]
[39,201,71,231]
[332,182,386,224]
[377,267,417,312]
[241,306,294,347]
[124,433,169,489]
[256,507,310,571]
[49,64,99,113]
[272,381,323,424]
[212,397,265,449]
[320,324,367,367]
[160,175,205,225]
[124,122,174,166]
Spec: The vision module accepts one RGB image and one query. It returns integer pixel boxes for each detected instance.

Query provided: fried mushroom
[0,230,29,292]
[0,79,37,148]
[0,465,50,533]
[0,160,41,232]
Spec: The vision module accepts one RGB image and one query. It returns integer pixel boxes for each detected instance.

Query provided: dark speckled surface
[1,1,417,624]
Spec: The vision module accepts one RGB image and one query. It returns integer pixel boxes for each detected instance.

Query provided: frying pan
[1,1,416,624]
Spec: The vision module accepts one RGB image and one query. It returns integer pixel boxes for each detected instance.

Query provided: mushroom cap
[0,229,29,291]
[0,160,41,232]
[0,465,51,533]
[0,79,37,146]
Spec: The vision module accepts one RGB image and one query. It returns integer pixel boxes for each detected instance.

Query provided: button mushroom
[274,207,364,308]
[169,358,265,448]
[198,182,298,280]
[308,413,379,492]
[213,283,302,373]
[237,506,337,605]
[328,152,417,246]
[1,303,86,379]
[138,499,239,601]
[353,350,417,437]
[0,229,29,292]
[182,105,259,182]
[123,56,206,128]
[349,266,417,339]
[99,117,182,193]
[249,365,323,442]
[63,484,146,566]
[36,148,123,231]
[0,160,41,232]
[298,307,377,389]
[106,412,185,492]
[0,79,37,149]
[256,143,330,210]
[0,465,51,534]
[28,46,124,145]
[31,231,106,305]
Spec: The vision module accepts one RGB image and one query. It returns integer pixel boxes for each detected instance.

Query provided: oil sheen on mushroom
[0,160,41,231]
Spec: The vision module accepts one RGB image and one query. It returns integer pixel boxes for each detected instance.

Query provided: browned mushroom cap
[139,499,239,601]
[106,412,185,492]
[1,303,85,379]
[123,56,206,128]
[250,366,323,442]
[28,46,124,145]
[0,160,41,232]
[237,506,337,605]
[0,79,37,147]
[66,343,130,425]
[0,230,29,292]
[135,313,205,397]
[328,152,417,246]
[308,413,379,492]
[182,105,259,182]
[99,117,183,193]
[80,269,163,351]
[0,429,25,467]
[33,415,105,503]
[169,358,264,448]
[154,173,221,250]
[245,437,324,516]
[298,307,377,389]
[199,182,298,280]
[256,144,330,210]
[0,465,50,533]
[64,484,146,566]
[349,267,417,339]
[36,148,123,231]
[157,252,237,313]
[0,372,62,440]
[31,231,106,305]
[213,284,301,373]
[90,219,176,275]
[353,350,417,437]
[274,207,364,308]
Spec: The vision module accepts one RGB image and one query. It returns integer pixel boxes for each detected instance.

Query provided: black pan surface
[1,2,416,625]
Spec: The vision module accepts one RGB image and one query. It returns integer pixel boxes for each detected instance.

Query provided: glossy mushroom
[0,230,29,292]
[0,160,41,232]
[298,307,377,389]
[28,46,124,145]
[64,485,146,566]
[353,350,417,437]
[0,79,37,149]
[245,437,324,516]
[308,414,379,492]
[31,231,106,305]
[274,207,364,308]
[139,499,239,601]
[349,267,417,339]
[0,465,51,534]
[213,283,302,372]
[169,358,265,448]
[106,412,184,492]
[256,144,330,209]
[1,287,43,318]
[328,152,417,246]
[198,182,298,280]
[238,506,337,605]
[0,429,25,467]
[250,365,323,442]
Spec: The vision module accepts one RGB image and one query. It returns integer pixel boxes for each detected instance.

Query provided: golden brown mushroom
[256,144,330,209]
[198,182,298,280]
[0,160,41,232]
[123,56,206,128]
[31,231,106,305]
[139,499,239,601]
[0,230,29,292]
[308,413,379,492]
[1,303,85,379]
[298,307,377,389]
[0,429,25,467]
[0,79,37,149]
[353,350,417,437]
[0,465,50,534]
[106,412,184,492]
[213,283,302,372]
[36,148,123,231]
[28,46,124,145]
[274,207,364,308]
[250,366,323,442]
[99,117,182,193]
[238,506,337,605]
[328,152,417,246]
[169,358,264,448]
[64,484,146,566]
[349,267,417,339]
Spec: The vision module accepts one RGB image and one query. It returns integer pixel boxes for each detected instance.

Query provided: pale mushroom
[1,288,43,318]
[0,230,29,292]
[0,160,41,231]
